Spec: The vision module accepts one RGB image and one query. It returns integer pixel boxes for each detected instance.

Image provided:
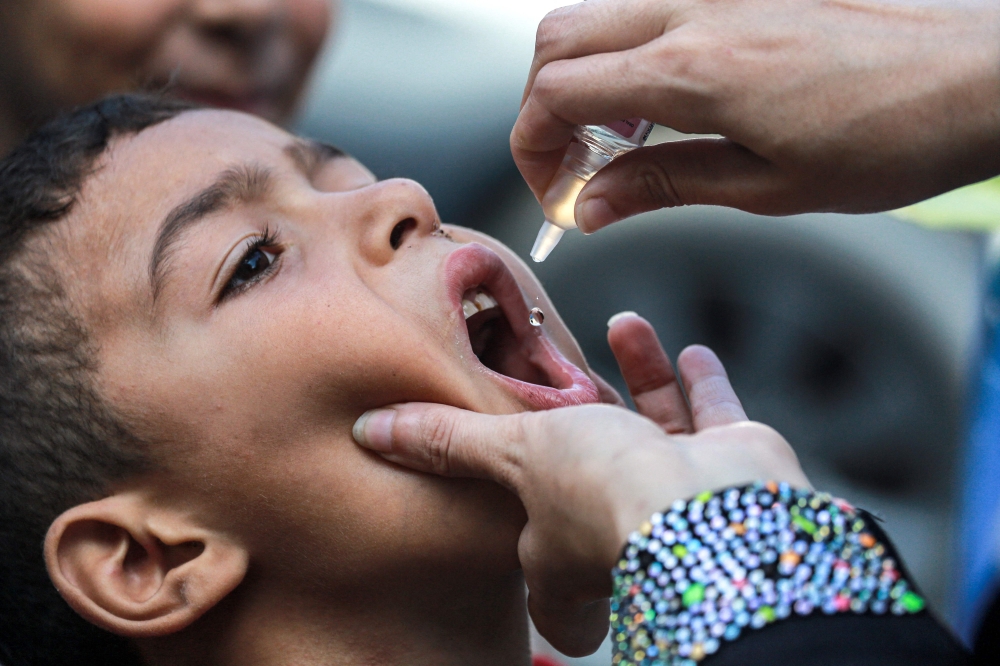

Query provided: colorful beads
[610,482,925,666]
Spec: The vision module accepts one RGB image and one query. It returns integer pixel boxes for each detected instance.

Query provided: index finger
[512,44,718,201]
[522,0,674,108]
[352,403,526,489]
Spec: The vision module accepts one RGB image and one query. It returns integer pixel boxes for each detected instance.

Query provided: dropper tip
[530,221,566,262]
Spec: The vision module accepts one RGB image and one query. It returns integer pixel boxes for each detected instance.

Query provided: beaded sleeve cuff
[610,482,926,666]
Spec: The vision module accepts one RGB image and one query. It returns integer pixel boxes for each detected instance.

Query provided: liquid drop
[528,307,545,327]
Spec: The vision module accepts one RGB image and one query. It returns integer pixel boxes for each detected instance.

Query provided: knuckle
[534,8,574,57]
[420,412,456,475]
[653,37,725,118]
[500,414,530,475]
[636,160,684,208]
[510,413,530,449]
[661,37,699,80]
[530,64,563,106]
[688,376,726,411]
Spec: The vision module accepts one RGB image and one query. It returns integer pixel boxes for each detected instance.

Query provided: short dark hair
[0,94,194,666]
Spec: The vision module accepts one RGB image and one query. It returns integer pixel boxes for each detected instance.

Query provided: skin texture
[40,109,614,666]
[0,0,333,154]
[354,314,812,656]
[510,0,1000,231]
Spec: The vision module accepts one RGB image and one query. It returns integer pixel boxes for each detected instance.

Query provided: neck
[141,568,532,666]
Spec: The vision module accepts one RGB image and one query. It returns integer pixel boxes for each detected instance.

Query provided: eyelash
[219,226,283,302]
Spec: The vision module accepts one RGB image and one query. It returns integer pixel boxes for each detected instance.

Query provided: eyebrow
[285,139,344,177]
[148,140,344,300]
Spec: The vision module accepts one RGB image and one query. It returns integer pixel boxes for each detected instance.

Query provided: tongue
[473,312,554,388]
[466,307,502,357]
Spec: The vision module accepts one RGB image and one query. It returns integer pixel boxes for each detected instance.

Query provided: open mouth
[463,287,554,388]
[444,243,599,410]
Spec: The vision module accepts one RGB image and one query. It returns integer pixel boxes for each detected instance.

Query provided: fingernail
[576,197,617,234]
[607,311,640,328]
[352,409,396,452]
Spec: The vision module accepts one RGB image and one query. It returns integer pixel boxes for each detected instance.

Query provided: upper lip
[442,243,599,410]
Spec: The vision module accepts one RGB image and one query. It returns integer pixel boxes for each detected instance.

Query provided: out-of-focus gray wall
[296,2,986,663]
[296,0,535,224]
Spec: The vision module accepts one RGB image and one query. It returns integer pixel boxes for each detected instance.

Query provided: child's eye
[221,229,281,300]
[231,247,276,288]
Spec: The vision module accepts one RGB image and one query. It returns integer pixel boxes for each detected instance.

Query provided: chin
[423,476,526,573]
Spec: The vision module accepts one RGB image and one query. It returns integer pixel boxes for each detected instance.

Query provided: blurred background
[295,1,986,662]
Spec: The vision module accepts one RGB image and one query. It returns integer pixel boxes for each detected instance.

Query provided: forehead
[96,109,297,225]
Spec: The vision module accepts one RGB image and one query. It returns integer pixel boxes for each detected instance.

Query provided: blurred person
[0,0,334,155]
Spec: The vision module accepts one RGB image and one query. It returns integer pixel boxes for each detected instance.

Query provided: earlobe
[44,493,248,637]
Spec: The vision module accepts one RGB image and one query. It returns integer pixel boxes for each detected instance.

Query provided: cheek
[219,439,526,582]
[287,0,335,55]
[199,276,457,431]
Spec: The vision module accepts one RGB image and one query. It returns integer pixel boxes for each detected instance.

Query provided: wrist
[609,422,812,564]
[608,444,701,566]
[927,3,1000,189]
[610,483,925,665]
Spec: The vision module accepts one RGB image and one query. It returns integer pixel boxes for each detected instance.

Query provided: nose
[191,0,279,47]
[351,179,441,266]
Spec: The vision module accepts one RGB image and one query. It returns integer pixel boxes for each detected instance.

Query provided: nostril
[202,23,264,48]
[389,218,417,250]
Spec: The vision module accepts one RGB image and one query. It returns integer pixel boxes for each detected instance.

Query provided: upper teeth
[462,289,498,319]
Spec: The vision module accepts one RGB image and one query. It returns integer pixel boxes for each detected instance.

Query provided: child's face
[53,109,604,587]
[1,0,331,123]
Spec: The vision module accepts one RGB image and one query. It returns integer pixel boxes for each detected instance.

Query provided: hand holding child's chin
[354,312,810,656]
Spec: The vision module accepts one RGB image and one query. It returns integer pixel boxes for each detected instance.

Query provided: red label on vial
[605,118,643,138]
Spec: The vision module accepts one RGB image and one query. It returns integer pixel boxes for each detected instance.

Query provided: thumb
[352,403,525,488]
[574,138,786,233]
[528,594,611,658]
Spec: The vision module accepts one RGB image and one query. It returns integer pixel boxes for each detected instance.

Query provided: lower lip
[444,244,600,410]
[497,335,601,410]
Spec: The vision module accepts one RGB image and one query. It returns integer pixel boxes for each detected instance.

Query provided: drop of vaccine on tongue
[528,308,545,327]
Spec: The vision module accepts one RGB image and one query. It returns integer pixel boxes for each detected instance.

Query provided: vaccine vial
[530,119,655,262]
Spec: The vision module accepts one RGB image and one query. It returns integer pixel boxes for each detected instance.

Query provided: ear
[44,493,249,637]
